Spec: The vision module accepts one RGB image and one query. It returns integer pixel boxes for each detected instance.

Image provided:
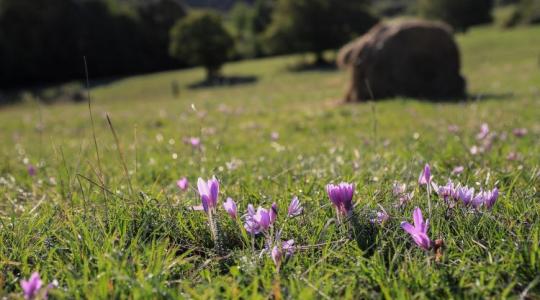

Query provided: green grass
[1,25,540,298]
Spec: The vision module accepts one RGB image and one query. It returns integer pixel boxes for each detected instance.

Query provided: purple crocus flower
[392,182,406,196]
[326,182,355,215]
[223,197,237,219]
[197,176,219,213]
[271,245,282,267]
[271,239,295,268]
[244,204,261,234]
[176,177,189,191]
[485,188,499,209]
[401,207,431,250]
[448,124,459,133]
[451,166,464,175]
[21,272,43,300]
[190,137,201,148]
[392,182,413,207]
[477,123,490,140]
[244,204,278,234]
[27,165,37,177]
[507,152,520,161]
[513,128,528,137]
[371,208,389,225]
[287,196,303,217]
[254,207,272,231]
[418,164,432,186]
[473,188,499,210]
[282,239,295,257]
[457,186,475,206]
[432,180,459,204]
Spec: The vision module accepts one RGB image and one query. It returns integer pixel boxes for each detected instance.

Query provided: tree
[509,0,540,26]
[263,0,378,63]
[131,0,187,69]
[252,0,274,34]
[0,0,187,90]
[418,0,494,32]
[169,11,234,81]
[227,0,274,58]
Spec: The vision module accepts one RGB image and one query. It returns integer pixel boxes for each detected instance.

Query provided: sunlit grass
[0,25,539,298]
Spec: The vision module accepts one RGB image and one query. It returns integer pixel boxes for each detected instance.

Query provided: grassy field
[1,25,540,299]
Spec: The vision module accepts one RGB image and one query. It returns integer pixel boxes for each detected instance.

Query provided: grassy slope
[0,25,539,298]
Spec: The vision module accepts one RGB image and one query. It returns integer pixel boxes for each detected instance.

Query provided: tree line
[0,0,186,88]
[1,0,537,90]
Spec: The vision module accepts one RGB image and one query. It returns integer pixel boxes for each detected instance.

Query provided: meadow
[1,25,540,298]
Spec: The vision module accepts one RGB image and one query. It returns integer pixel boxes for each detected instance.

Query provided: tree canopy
[418,0,493,32]
[169,11,234,80]
[0,0,186,88]
[264,0,378,62]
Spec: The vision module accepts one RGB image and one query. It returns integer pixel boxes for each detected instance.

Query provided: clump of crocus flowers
[432,179,499,211]
[187,162,501,266]
[393,181,414,207]
[241,200,298,271]
[243,203,278,235]
[271,239,295,271]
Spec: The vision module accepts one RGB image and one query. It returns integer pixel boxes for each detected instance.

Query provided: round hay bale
[338,19,466,102]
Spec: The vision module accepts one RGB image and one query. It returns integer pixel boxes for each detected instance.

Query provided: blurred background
[0,0,539,104]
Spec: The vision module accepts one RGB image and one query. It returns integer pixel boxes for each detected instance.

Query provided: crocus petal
[418,164,431,185]
[271,245,282,266]
[209,177,219,208]
[223,197,237,218]
[177,178,189,191]
[413,207,424,229]
[21,272,43,300]
[413,233,432,250]
[282,239,295,256]
[472,191,485,209]
[287,196,303,217]
[401,222,417,235]
[422,218,430,235]
[247,204,255,216]
[486,187,499,209]
[201,195,209,212]
[254,208,271,229]
[197,178,209,198]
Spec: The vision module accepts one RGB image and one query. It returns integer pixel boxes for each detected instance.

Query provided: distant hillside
[185,0,255,11]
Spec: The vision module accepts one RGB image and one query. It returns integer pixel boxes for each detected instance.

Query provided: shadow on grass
[349,212,378,256]
[286,61,338,73]
[187,75,258,89]
[0,76,123,106]
[340,92,515,104]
